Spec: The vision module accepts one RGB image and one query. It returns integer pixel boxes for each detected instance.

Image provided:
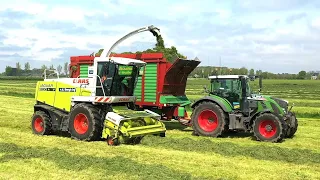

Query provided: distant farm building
[311,73,319,80]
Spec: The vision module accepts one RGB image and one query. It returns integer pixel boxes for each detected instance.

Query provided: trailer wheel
[286,112,298,138]
[253,113,287,142]
[31,111,52,135]
[68,103,104,141]
[191,101,226,137]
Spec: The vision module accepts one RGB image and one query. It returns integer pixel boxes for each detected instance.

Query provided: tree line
[2,36,318,80]
[3,61,318,80]
[189,66,319,80]
[3,62,69,77]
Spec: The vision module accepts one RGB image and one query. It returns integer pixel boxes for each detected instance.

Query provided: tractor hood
[269,96,289,111]
[250,94,289,113]
[162,58,200,95]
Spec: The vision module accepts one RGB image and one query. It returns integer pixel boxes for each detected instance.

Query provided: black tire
[191,101,226,137]
[68,103,105,141]
[107,136,120,146]
[286,112,298,138]
[31,111,52,135]
[253,113,287,142]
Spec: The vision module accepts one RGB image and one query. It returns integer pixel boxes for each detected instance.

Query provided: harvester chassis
[32,101,109,140]
[32,100,166,145]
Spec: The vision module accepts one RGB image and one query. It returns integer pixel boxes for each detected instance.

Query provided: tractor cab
[208,75,254,110]
[94,57,146,97]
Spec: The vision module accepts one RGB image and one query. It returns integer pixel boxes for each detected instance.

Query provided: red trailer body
[69,53,200,124]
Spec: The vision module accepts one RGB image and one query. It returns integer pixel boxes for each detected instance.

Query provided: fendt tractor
[190,75,298,142]
[31,25,167,145]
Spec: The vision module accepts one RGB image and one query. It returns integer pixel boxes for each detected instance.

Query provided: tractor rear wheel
[286,112,298,138]
[31,111,52,135]
[191,101,226,137]
[68,103,105,141]
[253,113,287,142]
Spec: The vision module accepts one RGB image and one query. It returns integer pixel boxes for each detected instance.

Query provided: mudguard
[191,95,233,112]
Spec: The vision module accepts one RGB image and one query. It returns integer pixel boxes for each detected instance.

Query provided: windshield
[210,77,252,101]
[96,62,138,96]
[210,78,241,104]
[211,79,240,93]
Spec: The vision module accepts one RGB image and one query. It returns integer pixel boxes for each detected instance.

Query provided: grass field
[0,79,319,179]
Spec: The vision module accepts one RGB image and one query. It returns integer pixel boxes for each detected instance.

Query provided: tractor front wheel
[253,113,287,142]
[286,112,298,138]
[68,103,104,141]
[31,111,52,135]
[191,101,226,137]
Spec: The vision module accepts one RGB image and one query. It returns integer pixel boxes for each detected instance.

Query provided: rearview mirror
[203,85,207,90]
[203,85,209,93]
[259,77,262,92]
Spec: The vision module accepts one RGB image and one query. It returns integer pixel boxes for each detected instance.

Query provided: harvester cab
[31,25,166,146]
[191,75,298,143]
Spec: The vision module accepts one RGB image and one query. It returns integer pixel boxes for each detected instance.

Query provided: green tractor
[190,75,298,142]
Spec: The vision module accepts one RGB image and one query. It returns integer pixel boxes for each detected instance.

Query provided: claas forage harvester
[31,25,166,145]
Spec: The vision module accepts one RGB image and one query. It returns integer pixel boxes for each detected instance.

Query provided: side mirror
[203,85,209,93]
[259,77,262,92]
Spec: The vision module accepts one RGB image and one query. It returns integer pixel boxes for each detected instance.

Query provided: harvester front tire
[68,103,104,141]
[191,101,226,137]
[107,136,120,146]
[31,111,52,135]
[286,112,298,138]
[253,113,287,143]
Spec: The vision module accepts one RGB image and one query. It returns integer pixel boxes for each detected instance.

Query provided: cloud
[0,44,30,52]
[286,13,307,23]
[0,0,319,74]
[0,8,33,19]
[234,0,312,11]
[0,9,33,29]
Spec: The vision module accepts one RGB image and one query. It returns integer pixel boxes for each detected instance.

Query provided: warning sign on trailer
[59,88,76,92]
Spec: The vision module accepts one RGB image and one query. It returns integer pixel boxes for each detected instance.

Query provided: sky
[0,0,320,74]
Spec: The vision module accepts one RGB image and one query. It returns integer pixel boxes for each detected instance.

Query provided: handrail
[79,75,106,97]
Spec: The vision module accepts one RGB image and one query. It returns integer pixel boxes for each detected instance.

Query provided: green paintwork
[144,64,157,102]
[159,95,190,105]
[134,76,142,101]
[79,64,89,78]
[261,95,286,115]
[178,107,185,117]
[208,95,233,112]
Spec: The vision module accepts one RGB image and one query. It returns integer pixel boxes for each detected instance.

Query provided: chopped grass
[0,79,320,179]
